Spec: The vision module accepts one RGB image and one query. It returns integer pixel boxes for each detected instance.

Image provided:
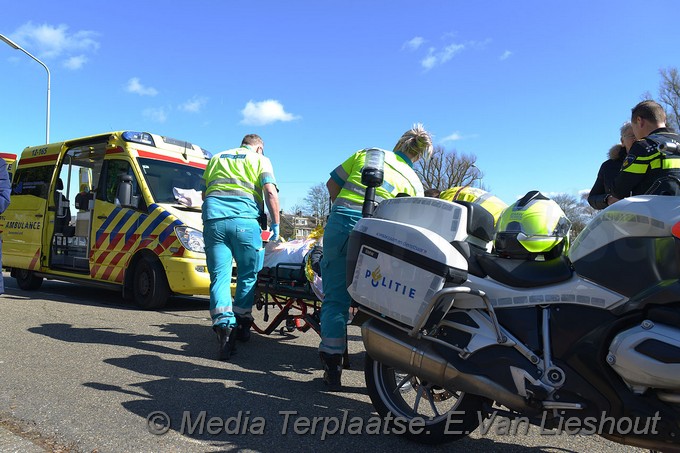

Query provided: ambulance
[1,131,212,308]
[0,152,17,181]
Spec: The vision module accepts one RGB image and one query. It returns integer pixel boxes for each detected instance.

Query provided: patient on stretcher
[261,227,324,301]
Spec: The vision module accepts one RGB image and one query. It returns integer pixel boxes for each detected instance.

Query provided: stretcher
[253,262,321,336]
[252,259,350,368]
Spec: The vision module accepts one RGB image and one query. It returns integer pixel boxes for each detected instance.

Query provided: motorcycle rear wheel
[365,354,488,444]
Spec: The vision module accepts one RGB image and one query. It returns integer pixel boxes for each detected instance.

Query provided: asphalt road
[0,273,645,452]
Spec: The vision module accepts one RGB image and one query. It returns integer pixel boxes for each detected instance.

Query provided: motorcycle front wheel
[365,354,488,445]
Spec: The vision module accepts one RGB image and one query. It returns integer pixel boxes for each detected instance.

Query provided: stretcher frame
[253,262,322,336]
[252,262,350,368]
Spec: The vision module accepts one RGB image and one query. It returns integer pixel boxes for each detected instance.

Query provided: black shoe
[235,316,253,343]
[320,352,343,391]
[215,325,237,361]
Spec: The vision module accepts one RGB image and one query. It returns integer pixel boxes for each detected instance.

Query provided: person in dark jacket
[0,159,11,294]
[609,100,680,203]
[587,122,635,209]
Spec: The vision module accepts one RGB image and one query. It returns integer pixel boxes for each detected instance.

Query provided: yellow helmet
[494,191,571,260]
[439,186,508,225]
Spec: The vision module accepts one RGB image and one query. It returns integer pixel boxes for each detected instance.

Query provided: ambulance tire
[132,256,170,309]
[15,269,43,291]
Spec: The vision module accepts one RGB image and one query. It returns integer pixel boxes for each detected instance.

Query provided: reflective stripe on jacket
[330,149,423,211]
[202,147,276,220]
[203,147,276,206]
[613,129,680,196]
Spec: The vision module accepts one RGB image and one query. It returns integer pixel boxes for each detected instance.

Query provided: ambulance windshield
[138,158,206,205]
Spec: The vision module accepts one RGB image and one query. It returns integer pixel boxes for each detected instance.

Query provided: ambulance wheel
[364,354,487,445]
[132,256,169,309]
[15,269,43,291]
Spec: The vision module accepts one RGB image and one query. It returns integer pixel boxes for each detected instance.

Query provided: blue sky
[1,0,679,212]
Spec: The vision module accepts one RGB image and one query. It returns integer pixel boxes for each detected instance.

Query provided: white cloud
[126,78,158,96]
[500,50,513,61]
[179,96,208,113]
[441,132,463,143]
[143,107,167,123]
[421,49,438,71]
[402,37,426,51]
[421,43,465,71]
[240,99,299,126]
[63,55,87,70]
[8,22,99,69]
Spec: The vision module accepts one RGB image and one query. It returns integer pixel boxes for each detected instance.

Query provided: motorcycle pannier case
[346,197,472,328]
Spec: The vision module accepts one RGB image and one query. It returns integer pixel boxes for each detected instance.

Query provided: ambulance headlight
[175,226,205,253]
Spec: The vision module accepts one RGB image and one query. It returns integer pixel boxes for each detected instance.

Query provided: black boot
[214,325,237,361]
[235,316,253,342]
[320,352,343,391]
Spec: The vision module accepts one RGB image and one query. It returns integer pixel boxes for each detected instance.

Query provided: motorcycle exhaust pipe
[362,319,533,412]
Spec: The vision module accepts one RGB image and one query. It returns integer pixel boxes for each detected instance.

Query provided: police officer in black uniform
[609,100,680,205]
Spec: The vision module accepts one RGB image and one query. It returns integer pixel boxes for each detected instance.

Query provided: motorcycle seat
[451,241,488,278]
[477,254,573,288]
[453,200,495,245]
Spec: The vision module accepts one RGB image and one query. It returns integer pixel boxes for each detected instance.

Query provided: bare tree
[302,182,330,226]
[414,144,482,191]
[278,203,306,240]
[658,67,680,131]
[552,193,596,240]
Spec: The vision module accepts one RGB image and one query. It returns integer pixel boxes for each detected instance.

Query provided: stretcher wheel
[285,318,297,332]
[278,319,296,334]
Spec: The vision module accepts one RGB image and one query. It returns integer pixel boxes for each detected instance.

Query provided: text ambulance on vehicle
[0,131,212,308]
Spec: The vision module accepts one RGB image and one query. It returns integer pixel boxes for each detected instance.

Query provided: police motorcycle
[346,149,680,451]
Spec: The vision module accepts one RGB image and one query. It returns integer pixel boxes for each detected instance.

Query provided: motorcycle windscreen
[349,244,445,327]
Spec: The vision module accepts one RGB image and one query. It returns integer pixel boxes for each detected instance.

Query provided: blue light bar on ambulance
[122,131,155,147]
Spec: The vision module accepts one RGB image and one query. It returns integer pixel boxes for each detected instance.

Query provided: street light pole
[0,33,51,144]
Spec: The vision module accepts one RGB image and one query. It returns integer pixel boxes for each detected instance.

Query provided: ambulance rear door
[4,146,57,271]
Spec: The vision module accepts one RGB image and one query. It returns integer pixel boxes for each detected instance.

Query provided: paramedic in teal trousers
[319,124,432,389]
[202,134,280,361]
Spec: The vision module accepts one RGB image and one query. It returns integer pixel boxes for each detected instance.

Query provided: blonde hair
[393,123,433,161]
[619,121,633,138]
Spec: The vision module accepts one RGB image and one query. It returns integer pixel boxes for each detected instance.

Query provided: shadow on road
[4,277,208,313]
[27,321,554,452]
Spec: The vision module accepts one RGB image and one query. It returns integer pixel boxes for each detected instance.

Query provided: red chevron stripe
[29,249,40,270]
[161,233,177,248]
[101,265,114,281]
[95,250,109,265]
[96,232,109,248]
[108,232,124,249]
[109,252,126,266]
[121,233,140,252]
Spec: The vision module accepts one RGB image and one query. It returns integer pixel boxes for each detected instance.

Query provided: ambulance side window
[11,166,53,198]
[97,160,143,209]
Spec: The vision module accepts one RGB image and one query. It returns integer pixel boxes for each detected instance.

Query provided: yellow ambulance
[0,152,17,181]
[1,131,211,308]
